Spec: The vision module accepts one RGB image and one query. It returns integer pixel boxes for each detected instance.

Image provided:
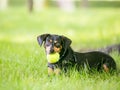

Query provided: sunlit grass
[0,7,120,90]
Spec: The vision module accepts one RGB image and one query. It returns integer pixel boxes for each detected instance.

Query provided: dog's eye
[48,39,52,43]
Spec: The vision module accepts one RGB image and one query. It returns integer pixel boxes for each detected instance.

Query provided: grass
[0,7,120,90]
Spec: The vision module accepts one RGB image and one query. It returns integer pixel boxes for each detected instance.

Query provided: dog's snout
[50,48,54,53]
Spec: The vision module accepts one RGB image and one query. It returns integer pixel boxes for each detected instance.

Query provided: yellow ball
[47,53,60,63]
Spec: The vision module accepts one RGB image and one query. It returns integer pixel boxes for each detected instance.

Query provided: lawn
[0,7,120,90]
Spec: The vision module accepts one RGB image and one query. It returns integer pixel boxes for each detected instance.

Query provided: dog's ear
[37,34,50,46]
[61,35,72,49]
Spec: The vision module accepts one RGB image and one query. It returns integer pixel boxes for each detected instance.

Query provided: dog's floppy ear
[61,35,72,49]
[37,34,50,46]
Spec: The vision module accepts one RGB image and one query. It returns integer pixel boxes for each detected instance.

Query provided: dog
[37,34,117,75]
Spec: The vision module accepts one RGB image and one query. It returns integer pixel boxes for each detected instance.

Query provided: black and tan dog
[37,34,116,75]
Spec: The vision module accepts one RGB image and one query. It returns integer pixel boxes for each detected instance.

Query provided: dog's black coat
[37,34,116,73]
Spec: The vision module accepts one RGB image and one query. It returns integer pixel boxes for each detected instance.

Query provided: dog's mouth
[45,45,62,55]
[45,45,62,63]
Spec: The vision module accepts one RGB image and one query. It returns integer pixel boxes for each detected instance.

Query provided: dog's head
[37,34,72,55]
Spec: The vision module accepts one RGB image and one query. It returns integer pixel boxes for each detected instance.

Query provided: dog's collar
[73,54,77,62]
[59,48,67,60]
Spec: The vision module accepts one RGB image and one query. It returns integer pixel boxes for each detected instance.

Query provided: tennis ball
[47,53,60,63]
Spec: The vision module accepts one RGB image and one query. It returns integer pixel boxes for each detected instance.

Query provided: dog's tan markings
[49,39,52,43]
[48,67,54,75]
[54,68,61,75]
[48,67,61,76]
[54,41,57,43]
[103,64,109,72]
[54,46,62,53]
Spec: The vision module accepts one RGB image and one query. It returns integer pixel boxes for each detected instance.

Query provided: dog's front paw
[54,68,61,75]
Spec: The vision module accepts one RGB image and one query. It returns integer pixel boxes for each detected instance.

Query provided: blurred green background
[0,0,120,49]
[8,0,120,7]
[0,1,120,90]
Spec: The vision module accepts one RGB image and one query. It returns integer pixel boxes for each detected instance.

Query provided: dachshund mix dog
[37,34,116,75]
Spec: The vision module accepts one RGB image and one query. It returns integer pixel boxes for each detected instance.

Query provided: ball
[47,53,60,63]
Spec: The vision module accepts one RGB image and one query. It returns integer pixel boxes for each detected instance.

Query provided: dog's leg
[54,68,61,75]
[48,67,54,76]
[103,64,109,72]
[48,67,61,76]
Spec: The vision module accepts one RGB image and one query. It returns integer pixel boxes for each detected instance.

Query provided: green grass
[0,7,120,90]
